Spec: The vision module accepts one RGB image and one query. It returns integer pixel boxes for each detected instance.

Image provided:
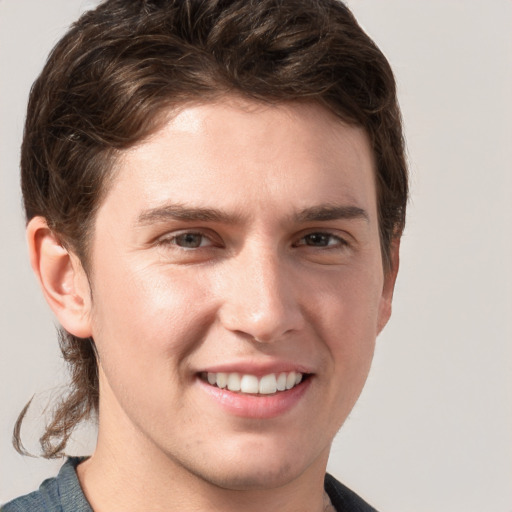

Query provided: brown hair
[16,0,408,458]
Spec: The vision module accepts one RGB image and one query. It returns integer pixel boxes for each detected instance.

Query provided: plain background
[1,1,511,510]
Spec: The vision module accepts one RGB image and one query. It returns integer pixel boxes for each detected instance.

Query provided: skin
[28,97,398,512]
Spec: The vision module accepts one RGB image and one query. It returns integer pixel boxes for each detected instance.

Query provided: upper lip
[197,361,314,377]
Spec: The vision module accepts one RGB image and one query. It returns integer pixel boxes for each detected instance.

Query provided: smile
[201,371,304,395]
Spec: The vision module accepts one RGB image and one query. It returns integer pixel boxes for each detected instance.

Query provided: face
[83,97,396,490]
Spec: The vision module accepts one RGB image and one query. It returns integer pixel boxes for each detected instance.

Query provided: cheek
[316,267,383,371]
[322,262,383,326]
[89,262,215,380]
[88,265,219,430]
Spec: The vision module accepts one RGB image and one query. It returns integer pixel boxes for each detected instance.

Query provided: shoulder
[1,458,92,512]
[325,473,379,512]
[1,489,51,512]
[2,476,60,512]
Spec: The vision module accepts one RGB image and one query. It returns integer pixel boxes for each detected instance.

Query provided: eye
[173,232,209,248]
[159,231,217,250]
[154,229,224,264]
[296,232,347,248]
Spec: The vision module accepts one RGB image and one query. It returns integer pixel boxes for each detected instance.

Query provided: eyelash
[294,232,348,249]
[158,231,220,250]
[158,230,349,251]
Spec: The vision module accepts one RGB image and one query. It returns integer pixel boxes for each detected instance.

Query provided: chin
[197,459,304,492]
[180,434,329,492]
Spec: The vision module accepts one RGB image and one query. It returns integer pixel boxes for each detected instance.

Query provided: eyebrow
[136,202,369,226]
[137,203,243,226]
[293,204,369,223]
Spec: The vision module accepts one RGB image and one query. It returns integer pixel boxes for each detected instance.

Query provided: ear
[377,239,400,335]
[27,216,93,338]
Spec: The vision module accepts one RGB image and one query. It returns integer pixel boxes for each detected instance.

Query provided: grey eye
[303,233,332,247]
[174,233,205,248]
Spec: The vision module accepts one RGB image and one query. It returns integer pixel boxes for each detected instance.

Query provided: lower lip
[197,377,311,419]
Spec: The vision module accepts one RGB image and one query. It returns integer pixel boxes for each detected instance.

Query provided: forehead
[100,97,377,226]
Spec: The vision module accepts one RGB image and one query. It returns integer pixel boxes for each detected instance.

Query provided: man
[4,0,407,511]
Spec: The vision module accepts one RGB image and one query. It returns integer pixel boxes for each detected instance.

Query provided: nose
[217,246,305,343]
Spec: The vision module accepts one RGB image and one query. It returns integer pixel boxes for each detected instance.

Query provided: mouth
[199,371,309,395]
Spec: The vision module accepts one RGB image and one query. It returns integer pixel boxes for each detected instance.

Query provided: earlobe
[27,216,92,338]
[377,239,400,334]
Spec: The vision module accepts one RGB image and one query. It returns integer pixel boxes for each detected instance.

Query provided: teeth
[240,374,259,393]
[286,371,297,390]
[259,374,277,394]
[216,372,228,389]
[276,373,287,391]
[205,371,305,394]
[227,373,241,392]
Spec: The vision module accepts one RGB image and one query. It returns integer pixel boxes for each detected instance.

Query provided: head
[17,0,407,459]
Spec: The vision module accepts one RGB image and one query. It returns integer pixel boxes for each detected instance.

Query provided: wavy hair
[16,0,408,457]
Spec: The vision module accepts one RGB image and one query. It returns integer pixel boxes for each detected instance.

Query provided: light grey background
[1,1,511,510]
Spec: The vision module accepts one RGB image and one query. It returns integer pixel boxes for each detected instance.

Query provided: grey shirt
[2,458,91,512]
[2,458,377,511]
